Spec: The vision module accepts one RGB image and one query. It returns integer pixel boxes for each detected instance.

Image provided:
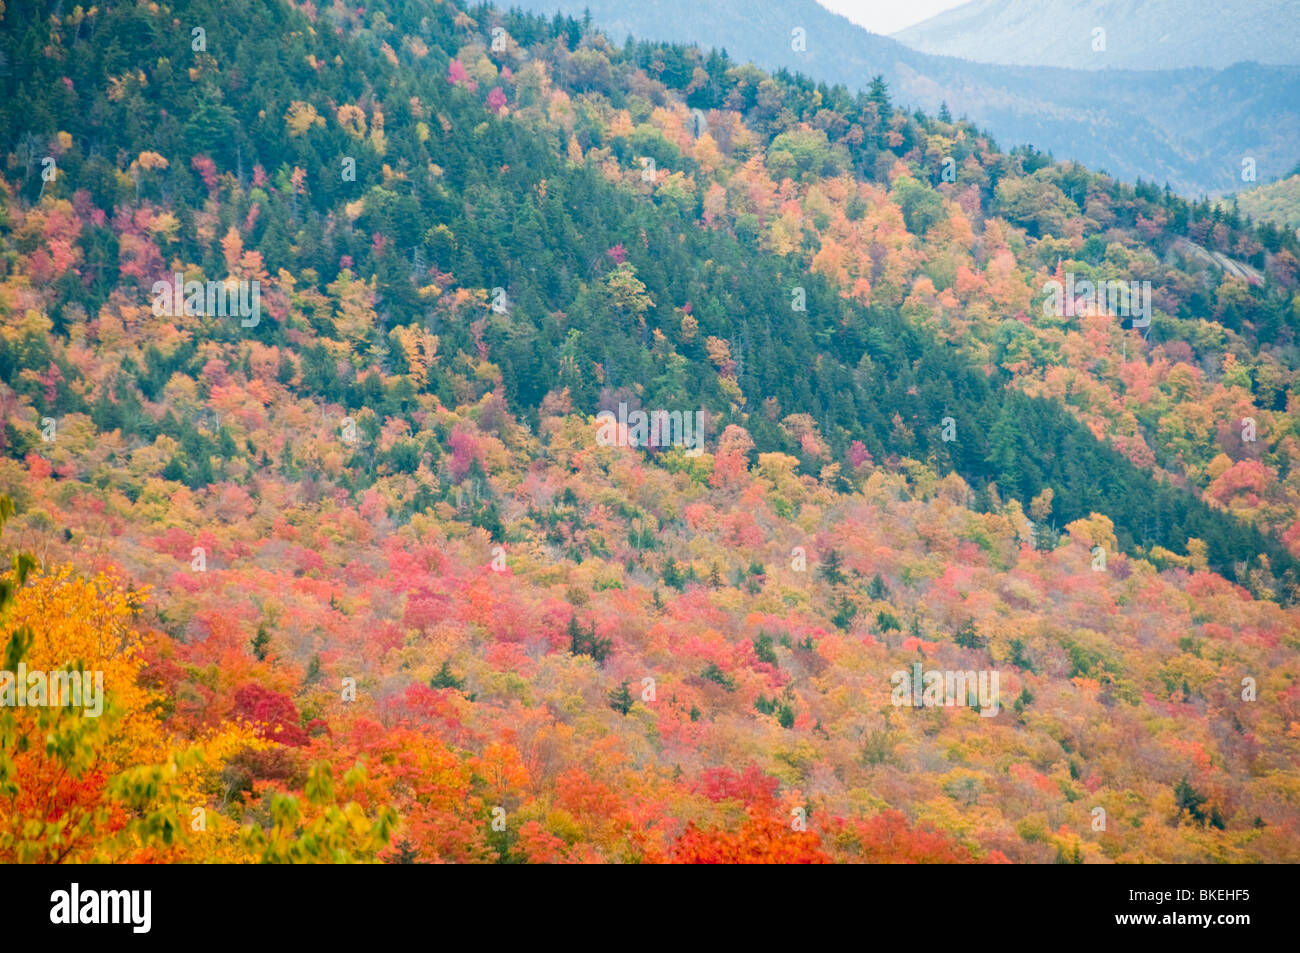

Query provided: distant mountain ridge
[892,0,1300,71]
[516,0,1300,196]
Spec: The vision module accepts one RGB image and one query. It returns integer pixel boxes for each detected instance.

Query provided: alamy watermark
[1042,274,1150,327]
[50,883,150,933]
[0,664,104,717]
[890,663,999,717]
[151,273,260,327]
[596,403,705,456]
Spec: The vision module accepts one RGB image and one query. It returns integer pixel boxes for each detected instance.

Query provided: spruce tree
[819,548,846,586]
[607,681,633,715]
[250,625,271,661]
[954,619,983,649]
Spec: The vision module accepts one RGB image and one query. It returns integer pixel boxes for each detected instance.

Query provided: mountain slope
[517,0,1300,196]
[1224,171,1300,231]
[893,0,1300,71]
[1,0,1299,865]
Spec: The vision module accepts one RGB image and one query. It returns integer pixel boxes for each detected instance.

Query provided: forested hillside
[517,0,1300,195]
[1,0,1299,863]
[1226,167,1300,232]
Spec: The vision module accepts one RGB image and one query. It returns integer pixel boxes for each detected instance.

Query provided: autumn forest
[1,0,1299,866]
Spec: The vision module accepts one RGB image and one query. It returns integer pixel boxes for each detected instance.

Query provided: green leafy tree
[241,762,396,863]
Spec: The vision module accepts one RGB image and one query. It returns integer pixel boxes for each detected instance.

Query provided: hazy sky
[817,0,971,36]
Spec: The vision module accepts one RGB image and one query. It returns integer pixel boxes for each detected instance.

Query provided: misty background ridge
[519,0,1300,196]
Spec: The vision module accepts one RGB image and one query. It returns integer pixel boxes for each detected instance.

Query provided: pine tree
[818,548,846,585]
[250,625,271,661]
[1009,638,1035,673]
[1175,776,1209,824]
[831,595,856,631]
[701,662,735,691]
[868,75,891,116]
[953,619,983,649]
[568,614,583,655]
[607,681,633,715]
[568,615,611,663]
[753,632,778,666]
[390,838,421,864]
[587,621,611,663]
[430,661,465,691]
[662,557,684,589]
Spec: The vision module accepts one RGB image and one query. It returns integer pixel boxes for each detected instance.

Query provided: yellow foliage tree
[284,101,323,137]
[0,498,266,863]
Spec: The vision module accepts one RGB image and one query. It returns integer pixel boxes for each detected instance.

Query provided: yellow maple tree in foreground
[0,497,390,863]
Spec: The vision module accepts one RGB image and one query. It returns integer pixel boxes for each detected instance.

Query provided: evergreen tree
[954,619,984,649]
[430,661,466,691]
[831,595,857,631]
[819,549,846,586]
[1175,776,1209,824]
[607,681,633,715]
[250,625,271,661]
[662,557,684,590]
[867,75,891,115]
